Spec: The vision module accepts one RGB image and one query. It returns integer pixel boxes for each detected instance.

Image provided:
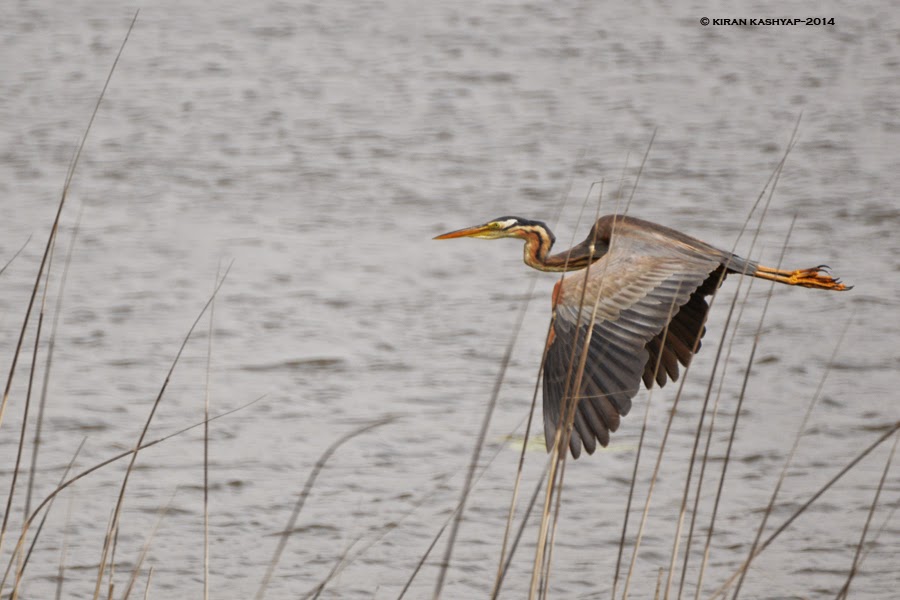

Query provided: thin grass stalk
[662,120,800,600]
[96,510,115,600]
[0,12,137,569]
[120,489,179,600]
[537,197,646,600]
[687,268,756,600]
[400,411,540,598]
[401,410,541,599]
[92,266,231,600]
[539,193,614,600]
[719,269,788,600]
[609,132,658,600]
[530,183,618,600]
[543,140,656,598]
[8,218,62,600]
[305,537,362,600]
[852,504,898,579]
[692,280,769,600]
[3,274,47,593]
[6,225,59,590]
[526,251,591,599]
[203,264,220,600]
[706,421,900,600]
[0,236,31,279]
[621,129,656,217]
[620,281,698,600]
[612,343,665,600]
[432,275,536,600]
[629,168,803,597]
[492,170,594,596]
[2,394,266,590]
[6,439,86,597]
[671,260,756,600]
[0,10,136,438]
[141,567,153,600]
[620,140,797,600]
[54,490,75,600]
[492,321,550,597]
[704,124,803,598]
[615,283,685,600]
[106,520,119,600]
[398,408,546,600]
[834,432,897,600]
[398,518,448,600]
[622,264,751,598]
[255,416,394,600]
[494,463,549,598]
[25,202,85,523]
[730,296,851,600]
[306,475,445,600]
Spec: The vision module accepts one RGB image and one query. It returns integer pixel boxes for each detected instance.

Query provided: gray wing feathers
[543,257,719,458]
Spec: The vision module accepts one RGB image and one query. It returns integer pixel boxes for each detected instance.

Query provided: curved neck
[519,225,606,272]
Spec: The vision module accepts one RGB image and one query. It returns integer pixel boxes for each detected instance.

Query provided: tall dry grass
[0,14,894,600]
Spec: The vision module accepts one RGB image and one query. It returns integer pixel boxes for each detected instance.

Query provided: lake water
[1,1,898,598]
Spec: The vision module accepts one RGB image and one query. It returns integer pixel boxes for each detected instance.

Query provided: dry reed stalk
[706,421,900,600]
[535,144,655,597]
[0,9,136,438]
[729,294,851,599]
[684,265,755,600]
[663,119,801,600]
[305,474,442,599]
[432,274,537,600]
[55,490,76,600]
[91,265,231,600]
[120,489,180,600]
[255,416,394,600]
[542,135,656,599]
[493,463,549,598]
[3,265,48,596]
[529,191,610,600]
[203,264,221,600]
[141,566,153,600]
[1,394,264,592]
[25,202,85,523]
[401,412,539,599]
[3,439,86,597]
[620,120,800,600]
[539,191,612,600]
[0,236,31,279]
[492,162,592,596]
[14,126,86,600]
[834,432,897,599]
[0,9,137,568]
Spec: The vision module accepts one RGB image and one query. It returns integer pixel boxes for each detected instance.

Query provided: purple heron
[435,215,849,458]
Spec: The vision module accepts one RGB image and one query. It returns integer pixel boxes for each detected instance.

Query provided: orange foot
[755,264,851,291]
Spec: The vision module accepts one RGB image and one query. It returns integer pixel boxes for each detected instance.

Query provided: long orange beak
[433,224,493,240]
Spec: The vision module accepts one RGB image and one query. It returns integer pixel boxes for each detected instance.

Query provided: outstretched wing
[543,232,723,458]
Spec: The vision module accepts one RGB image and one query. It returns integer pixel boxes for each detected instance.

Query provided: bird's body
[435,214,849,458]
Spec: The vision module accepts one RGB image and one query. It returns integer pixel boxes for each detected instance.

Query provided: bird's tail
[753,264,851,291]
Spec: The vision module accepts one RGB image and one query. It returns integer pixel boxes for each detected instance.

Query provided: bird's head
[434,216,552,242]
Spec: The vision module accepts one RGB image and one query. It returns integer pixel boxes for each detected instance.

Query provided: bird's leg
[754,264,850,291]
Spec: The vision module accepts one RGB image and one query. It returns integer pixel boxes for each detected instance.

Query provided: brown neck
[519,226,607,272]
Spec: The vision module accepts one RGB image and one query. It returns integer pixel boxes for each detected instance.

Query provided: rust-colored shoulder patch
[551,279,563,307]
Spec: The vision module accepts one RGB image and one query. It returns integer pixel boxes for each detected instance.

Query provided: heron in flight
[435,215,849,458]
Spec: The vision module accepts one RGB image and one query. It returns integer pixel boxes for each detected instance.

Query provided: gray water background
[0,0,898,598]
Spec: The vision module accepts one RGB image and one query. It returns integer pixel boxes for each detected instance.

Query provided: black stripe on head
[492,216,554,243]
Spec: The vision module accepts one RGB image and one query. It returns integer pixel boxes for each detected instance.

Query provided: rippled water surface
[1,1,898,598]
